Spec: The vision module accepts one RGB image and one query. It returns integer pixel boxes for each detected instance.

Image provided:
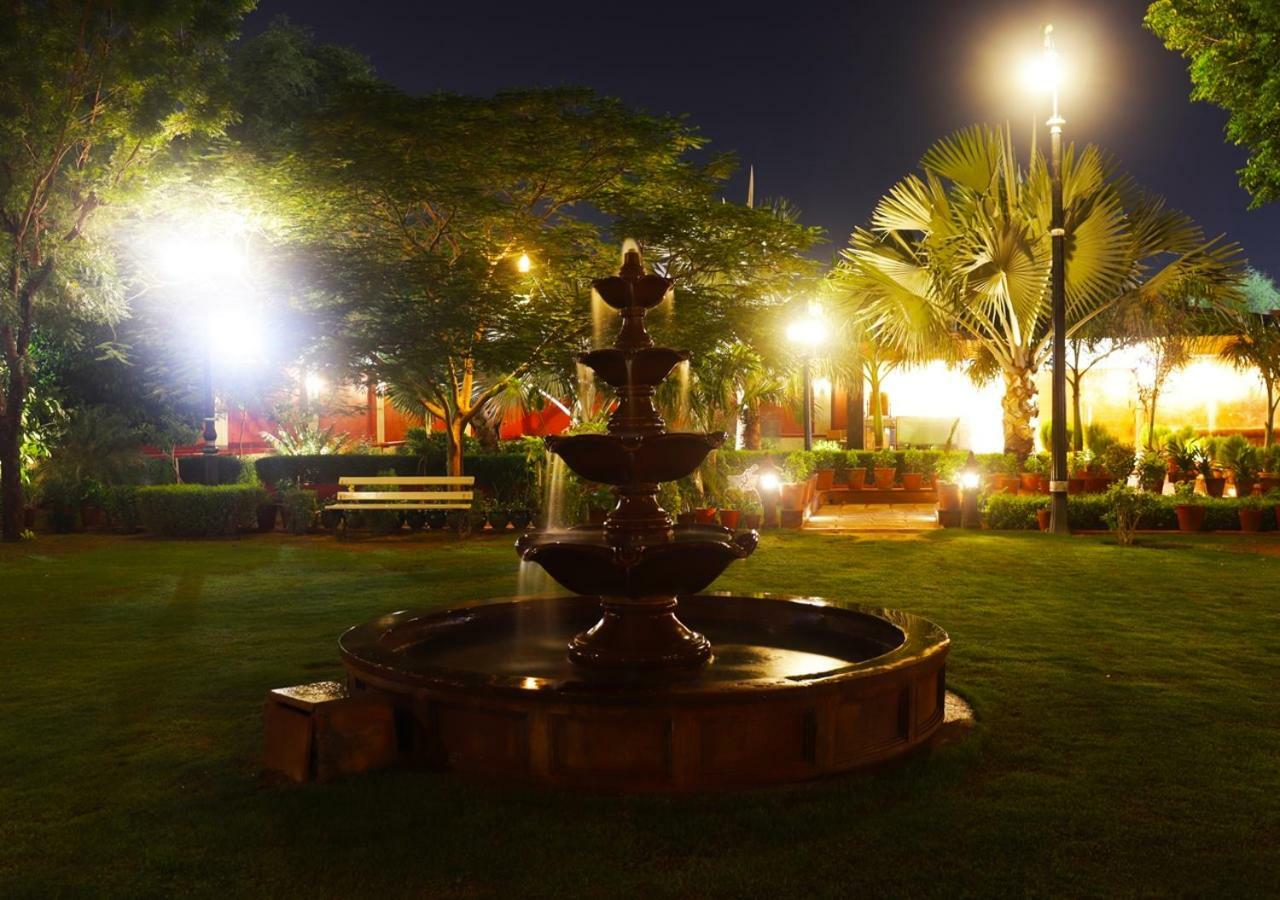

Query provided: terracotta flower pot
[741,512,762,530]
[902,472,924,491]
[936,482,961,512]
[718,509,740,530]
[1234,477,1257,498]
[1203,476,1226,498]
[846,468,867,490]
[1174,504,1206,533]
[1020,473,1042,493]
[815,469,835,491]
[1239,508,1263,533]
[1083,475,1109,494]
[992,474,1017,495]
[780,482,807,510]
[1067,477,1085,495]
[1036,508,1052,532]
[1261,474,1280,494]
[693,507,719,525]
[874,467,897,489]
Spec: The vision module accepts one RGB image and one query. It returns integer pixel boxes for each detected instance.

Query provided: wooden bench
[326,475,475,512]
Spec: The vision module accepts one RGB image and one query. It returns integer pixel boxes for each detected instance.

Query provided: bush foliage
[136,485,266,538]
[982,492,1277,532]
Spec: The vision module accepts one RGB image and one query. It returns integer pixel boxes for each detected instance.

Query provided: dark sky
[247,0,1280,276]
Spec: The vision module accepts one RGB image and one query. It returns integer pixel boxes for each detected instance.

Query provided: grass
[1,530,1278,898]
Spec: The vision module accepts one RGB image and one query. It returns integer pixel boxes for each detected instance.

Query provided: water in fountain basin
[542,453,570,529]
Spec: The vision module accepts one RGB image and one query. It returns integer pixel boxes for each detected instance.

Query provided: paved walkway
[806,502,940,532]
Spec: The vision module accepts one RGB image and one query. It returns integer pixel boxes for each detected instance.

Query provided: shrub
[1102,484,1159,545]
[872,448,899,472]
[1023,454,1049,476]
[1136,453,1167,491]
[1085,422,1117,456]
[280,488,317,535]
[102,485,143,533]
[982,493,1047,530]
[1100,444,1137,481]
[901,449,925,474]
[137,485,265,537]
[783,451,817,483]
[812,446,844,473]
[177,455,256,486]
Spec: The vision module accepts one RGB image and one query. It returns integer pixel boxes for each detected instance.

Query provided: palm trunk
[1001,366,1037,458]
[742,404,762,450]
[1145,386,1161,451]
[1069,372,1084,452]
[869,370,883,450]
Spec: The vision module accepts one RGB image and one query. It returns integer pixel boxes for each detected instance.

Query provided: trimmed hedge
[137,485,266,537]
[176,455,257,486]
[982,492,1278,531]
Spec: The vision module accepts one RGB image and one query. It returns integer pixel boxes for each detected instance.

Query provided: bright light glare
[1021,51,1064,93]
[961,472,981,490]
[758,472,781,492]
[516,253,532,273]
[207,306,264,366]
[786,317,825,348]
[813,377,832,393]
[304,372,327,398]
[152,234,246,284]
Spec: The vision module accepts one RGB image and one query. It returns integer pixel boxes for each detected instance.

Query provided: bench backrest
[333,475,475,507]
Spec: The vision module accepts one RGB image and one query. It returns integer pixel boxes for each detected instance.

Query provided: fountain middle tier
[544,431,724,486]
[515,524,758,598]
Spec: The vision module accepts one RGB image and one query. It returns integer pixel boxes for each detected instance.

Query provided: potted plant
[1238,493,1266,533]
[485,497,511,531]
[1067,451,1087,495]
[901,449,926,491]
[1021,454,1049,493]
[935,454,962,514]
[1261,445,1280,494]
[1172,481,1206,533]
[1036,505,1052,532]
[1196,446,1226,498]
[718,487,744,530]
[920,451,940,490]
[1163,437,1198,484]
[813,445,842,492]
[997,453,1021,494]
[426,509,448,530]
[1100,444,1136,487]
[694,494,719,526]
[872,448,898,490]
[845,452,868,490]
[1225,443,1260,498]
[1136,453,1167,493]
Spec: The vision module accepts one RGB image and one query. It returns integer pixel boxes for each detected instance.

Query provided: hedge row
[136,485,266,537]
[714,449,982,481]
[176,455,257,486]
[982,492,1280,531]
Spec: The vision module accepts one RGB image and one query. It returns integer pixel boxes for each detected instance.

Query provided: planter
[1174,504,1206,533]
[1234,477,1257,498]
[486,512,511,532]
[780,483,807,510]
[873,467,897,490]
[1083,475,1109,494]
[1140,475,1165,493]
[1039,475,1051,493]
[426,510,448,531]
[693,507,719,525]
[1261,474,1280,494]
[676,511,696,526]
[320,508,343,530]
[256,503,279,533]
[902,472,924,491]
[718,509,741,530]
[936,482,961,512]
[815,469,835,491]
[844,468,867,490]
[406,511,426,532]
[1202,476,1226,498]
[1020,473,1042,493]
[1239,507,1264,533]
[1036,508,1052,532]
[1067,477,1085,495]
[991,474,1017,495]
[741,512,762,530]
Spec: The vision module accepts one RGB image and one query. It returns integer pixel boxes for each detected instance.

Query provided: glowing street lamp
[960,452,982,529]
[1025,23,1070,536]
[516,252,533,273]
[787,304,827,451]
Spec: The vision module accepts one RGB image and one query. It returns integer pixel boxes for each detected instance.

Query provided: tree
[1220,269,1280,446]
[0,1,250,539]
[1146,1,1280,207]
[837,125,1242,456]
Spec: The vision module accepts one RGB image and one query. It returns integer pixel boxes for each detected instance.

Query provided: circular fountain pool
[340,593,949,791]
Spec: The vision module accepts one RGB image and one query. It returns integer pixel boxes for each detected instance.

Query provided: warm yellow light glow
[758,472,781,492]
[813,377,832,393]
[153,234,246,283]
[786,317,825,348]
[961,471,981,490]
[208,306,264,365]
[304,372,327,398]
[1021,49,1063,94]
[516,253,532,273]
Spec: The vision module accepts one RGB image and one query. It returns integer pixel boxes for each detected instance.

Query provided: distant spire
[746,165,755,208]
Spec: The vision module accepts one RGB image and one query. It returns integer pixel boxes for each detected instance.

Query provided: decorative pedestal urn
[336,247,954,791]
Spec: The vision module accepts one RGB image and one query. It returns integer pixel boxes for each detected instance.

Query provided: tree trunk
[1069,372,1084,452]
[869,371,883,450]
[1,406,24,540]
[1145,386,1161,451]
[473,414,501,452]
[844,374,864,451]
[445,417,465,478]
[742,404,762,450]
[1001,366,1037,457]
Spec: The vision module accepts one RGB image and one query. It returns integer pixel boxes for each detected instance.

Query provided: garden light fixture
[961,451,981,529]
[787,303,826,451]
[516,252,532,273]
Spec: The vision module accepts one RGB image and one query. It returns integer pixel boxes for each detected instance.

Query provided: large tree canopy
[833,124,1243,456]
[0,0,251,539]
[1146,1,1280,207]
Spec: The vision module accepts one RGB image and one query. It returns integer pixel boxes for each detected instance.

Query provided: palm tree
[1220,270,1280,447]
[686,340,785,449]
[838,125,1242,456]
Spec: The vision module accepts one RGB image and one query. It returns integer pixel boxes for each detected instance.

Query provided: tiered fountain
[339,248,952,791]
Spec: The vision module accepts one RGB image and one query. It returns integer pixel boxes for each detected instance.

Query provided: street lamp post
[1031,24,1071,536]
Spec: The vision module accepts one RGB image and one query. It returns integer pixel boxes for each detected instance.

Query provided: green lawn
[2,530,1278,897]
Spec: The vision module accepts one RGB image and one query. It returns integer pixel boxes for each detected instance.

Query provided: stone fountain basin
[339,593,950,791]
[579,347,689,388]
[543,432,724,486]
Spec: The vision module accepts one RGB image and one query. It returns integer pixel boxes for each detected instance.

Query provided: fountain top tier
[516,246,757,668]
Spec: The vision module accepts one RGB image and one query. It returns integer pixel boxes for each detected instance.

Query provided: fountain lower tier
[339,593,950,791]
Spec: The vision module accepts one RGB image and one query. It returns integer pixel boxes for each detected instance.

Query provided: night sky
[246,0,1280,276]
